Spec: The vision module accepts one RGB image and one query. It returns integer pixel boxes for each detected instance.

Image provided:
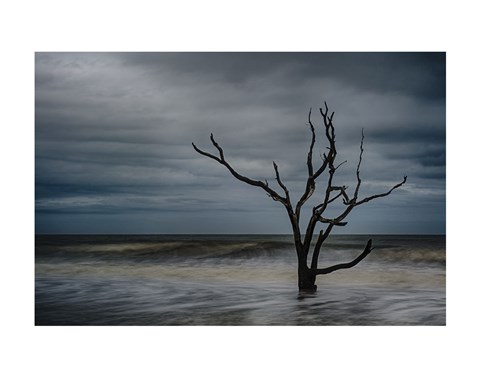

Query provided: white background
[1,1,478,376]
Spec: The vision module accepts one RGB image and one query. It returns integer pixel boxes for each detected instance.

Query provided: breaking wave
[35,234,445,264]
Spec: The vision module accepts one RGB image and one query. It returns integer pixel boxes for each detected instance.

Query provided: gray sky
[35,52,445,234]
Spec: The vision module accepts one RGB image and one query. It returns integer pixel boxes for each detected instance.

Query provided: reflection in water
[35,235,445,325]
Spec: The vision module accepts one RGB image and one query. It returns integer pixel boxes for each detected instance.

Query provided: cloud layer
[35,52,445,234]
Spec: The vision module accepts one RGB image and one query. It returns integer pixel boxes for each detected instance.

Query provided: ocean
[35,234,445,325]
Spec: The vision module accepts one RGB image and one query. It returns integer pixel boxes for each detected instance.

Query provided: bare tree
[193,103,407,291]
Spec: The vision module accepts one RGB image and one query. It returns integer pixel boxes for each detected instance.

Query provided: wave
[35,235,445,264]
[35,237,294,262]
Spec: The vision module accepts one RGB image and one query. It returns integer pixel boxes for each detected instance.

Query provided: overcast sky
[35,52,445,234]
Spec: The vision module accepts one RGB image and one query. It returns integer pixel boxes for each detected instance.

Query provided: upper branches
[310,121,408,225]
[295,103,336,219]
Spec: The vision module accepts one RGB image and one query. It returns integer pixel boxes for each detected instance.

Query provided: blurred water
[35,235,445,325]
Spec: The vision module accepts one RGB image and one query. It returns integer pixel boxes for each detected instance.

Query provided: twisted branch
[353,129,365,202]
[273,161,290,200]
[355,176,408,205]
[192,134,289,206]
[315,239,374,275]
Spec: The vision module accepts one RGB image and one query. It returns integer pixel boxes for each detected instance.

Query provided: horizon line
[35,232,446,236]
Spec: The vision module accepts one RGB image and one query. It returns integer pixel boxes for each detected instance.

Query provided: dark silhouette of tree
[193,103,407,291]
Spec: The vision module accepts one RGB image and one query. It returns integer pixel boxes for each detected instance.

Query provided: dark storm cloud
[120,52,445,100]
[35,52,445,234]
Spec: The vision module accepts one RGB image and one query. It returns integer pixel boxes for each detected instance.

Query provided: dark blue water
[35,234,445,325]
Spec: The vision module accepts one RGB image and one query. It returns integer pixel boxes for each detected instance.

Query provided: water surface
[35,234,446,325]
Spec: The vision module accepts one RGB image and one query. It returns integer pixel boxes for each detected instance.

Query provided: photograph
[35,52,446,325]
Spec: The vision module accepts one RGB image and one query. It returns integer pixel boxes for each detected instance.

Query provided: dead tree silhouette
[193,103,407,291]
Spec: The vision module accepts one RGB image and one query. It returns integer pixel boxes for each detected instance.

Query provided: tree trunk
[297,260,317,292]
